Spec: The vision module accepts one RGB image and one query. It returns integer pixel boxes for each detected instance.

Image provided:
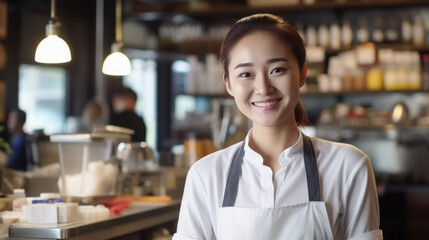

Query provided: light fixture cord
[116,0,122,43]
[51,0,57,19]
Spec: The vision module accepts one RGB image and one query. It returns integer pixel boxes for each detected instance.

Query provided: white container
[50,130,130,200]
[56,202,80,223]
[13,189,27,212]
[24,204,58,224]
[1,211,24,225]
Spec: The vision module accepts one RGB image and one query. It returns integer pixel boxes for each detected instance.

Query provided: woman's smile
[252,98,281,109]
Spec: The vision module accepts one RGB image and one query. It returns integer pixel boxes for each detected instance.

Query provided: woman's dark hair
[220,13,308,125]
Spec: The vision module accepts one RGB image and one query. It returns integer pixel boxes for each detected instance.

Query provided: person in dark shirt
[110,87,147,142]
[7,108,32,171]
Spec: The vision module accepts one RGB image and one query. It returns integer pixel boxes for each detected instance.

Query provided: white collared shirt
[173,130,381,240]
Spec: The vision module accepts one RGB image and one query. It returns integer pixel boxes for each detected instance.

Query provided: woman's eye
[239,72,251,78]
[270,67,286,75]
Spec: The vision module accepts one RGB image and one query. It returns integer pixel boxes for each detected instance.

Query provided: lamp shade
[35,35,71,64]
[102,51,131,76]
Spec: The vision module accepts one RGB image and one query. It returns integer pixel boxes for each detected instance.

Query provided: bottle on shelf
[372,17,385,44]
[383,49,398,91]
[327,56,344,92]
[425,17,429,46]
[318,23,330,49]
[306,24,318,47]
[413,15,426,47]
[354,68,367,91]
[357,17,369,44]
[395,51,409,90]
[408,51,422,90]
[330,21,341,50]
[401,14,413,44]
[366,65,384,91]
[341,20,353,48]
[385,18,400,43]
[423,53,429,91]
[296,22,306,44]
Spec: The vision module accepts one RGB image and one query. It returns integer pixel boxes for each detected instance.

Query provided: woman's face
[225,31,306,128]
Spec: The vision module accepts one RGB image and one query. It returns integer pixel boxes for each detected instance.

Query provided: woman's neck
[249,123,300,173]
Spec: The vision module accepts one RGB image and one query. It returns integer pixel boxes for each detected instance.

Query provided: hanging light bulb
[102,0,131,76]
[35,0,71,64]
[102,42,131,76]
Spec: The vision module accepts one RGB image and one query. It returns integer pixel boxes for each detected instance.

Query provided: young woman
[173,14,382,240]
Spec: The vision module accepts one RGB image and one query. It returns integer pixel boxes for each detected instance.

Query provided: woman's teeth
[254,99,279,107]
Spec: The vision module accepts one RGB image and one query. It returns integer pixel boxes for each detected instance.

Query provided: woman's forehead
[228,32,295,66]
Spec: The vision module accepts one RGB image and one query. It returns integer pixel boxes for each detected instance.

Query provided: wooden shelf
[129,0,429,19]
[175,90,429,99]
[149,43,429,57]
[301,90,429,97]
[174,93,230,98]
[325,44,429,55]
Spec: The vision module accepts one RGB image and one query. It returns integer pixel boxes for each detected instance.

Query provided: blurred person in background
[78,99,110,132]
[7,108,32,171]
[109,87,147,142]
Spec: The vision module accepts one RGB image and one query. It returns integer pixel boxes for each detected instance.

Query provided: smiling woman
[224,31,304,132]
[173,13,382,240]
[221,14,307,128]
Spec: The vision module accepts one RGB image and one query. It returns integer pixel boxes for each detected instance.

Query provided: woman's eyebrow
[266,58,288,64]
[234,62,253,69]
[234,58,288,69]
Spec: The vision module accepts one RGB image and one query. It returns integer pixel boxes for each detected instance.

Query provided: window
[123,59,157,149]
[18,64,67,134]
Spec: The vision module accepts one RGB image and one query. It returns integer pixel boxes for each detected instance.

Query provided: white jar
[12,189,27,212]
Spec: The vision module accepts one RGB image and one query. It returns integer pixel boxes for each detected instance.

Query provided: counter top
[7,200,180,240]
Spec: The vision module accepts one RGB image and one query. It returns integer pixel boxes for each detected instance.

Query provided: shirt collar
[243,129,304,167]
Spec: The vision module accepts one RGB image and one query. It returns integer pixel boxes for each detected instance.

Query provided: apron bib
[218,135,334,240]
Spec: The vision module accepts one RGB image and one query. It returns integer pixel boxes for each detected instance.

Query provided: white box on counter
[57,202,80,223]
[24,202,80,224]
[24,204,57,224]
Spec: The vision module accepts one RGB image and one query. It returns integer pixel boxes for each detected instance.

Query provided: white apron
[218,135,334,240]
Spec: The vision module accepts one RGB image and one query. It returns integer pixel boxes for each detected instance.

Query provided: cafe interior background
[0,0,429,239]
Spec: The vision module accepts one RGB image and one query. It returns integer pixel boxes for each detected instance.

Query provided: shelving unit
[302,89,429,97]
[123,0,429,145]
[122,2,429,239]
[129,0,429,17]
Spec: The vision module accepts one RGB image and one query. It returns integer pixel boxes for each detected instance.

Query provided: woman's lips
[252,98,281,108]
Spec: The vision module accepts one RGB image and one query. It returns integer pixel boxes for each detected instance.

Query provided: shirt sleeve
[343,155,383,239]
[173,165,215,240]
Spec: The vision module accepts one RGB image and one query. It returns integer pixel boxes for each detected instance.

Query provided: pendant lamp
[35,0,71,64]
[102,0,131,76]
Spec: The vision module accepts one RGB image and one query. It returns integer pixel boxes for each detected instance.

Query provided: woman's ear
[224,74,234,97]
[299,63,307,88]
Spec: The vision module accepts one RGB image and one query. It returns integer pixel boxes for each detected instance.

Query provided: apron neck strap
[222,142,245,207]
[303,134,321,201]
[222,134,321,208]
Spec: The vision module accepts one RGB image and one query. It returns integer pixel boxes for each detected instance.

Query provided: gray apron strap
[222,134,321,207]
[302,135,321,201]
[222,142,245,207]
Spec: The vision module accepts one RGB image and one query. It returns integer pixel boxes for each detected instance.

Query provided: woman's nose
[255,74,274,95]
